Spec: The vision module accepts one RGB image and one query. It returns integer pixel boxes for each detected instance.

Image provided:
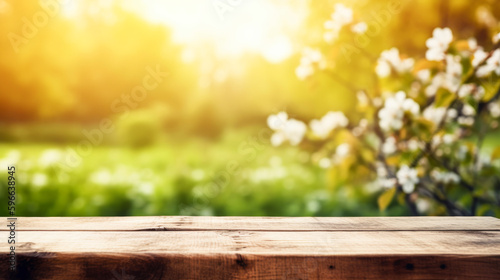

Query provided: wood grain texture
[1,216,499,279]
[1,216,499,231]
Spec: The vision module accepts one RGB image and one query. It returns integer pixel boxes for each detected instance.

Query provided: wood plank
[2,230,500,255]
[2,217,499,279]
[2,253,499,280]
[2,216,500,231]
[1,230,500,279]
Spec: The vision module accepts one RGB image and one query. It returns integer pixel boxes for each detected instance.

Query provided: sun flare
[62,0,308,63]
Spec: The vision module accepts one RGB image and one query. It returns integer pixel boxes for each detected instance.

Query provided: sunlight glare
[126,0,308,63]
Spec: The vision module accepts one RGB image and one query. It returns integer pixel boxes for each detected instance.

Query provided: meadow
[0,126,412,217]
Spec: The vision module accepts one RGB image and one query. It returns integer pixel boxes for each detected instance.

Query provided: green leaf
[378,187,396,211]
[434,88,455,107]
[476,204,491,216]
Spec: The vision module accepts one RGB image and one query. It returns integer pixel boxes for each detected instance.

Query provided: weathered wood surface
[2,216,499,231]
[1,216,500,279]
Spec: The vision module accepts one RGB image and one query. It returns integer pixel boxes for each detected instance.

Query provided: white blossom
[462,104,476,116]
[295,48,325,80]
[457,84,484,101]
[267,112,307,146]
[468,38,478,50]
[332,3,353,26]
[382,136,397,155]
[446,55,463,79]
[426,27,453,61]
[378,91,419,131]
[407,139,423,151]
[488,102,500,118]
[309,111,348,139]
[397,165,419,193]
[329,143,351,165]
[375,161,388,177]
[493,32,500,44]
[335,143,350,160]
[416,69,431,83]
[375,60,391,78]
[458,116,475,126]
[447,108,458,119]
[423,106,447,125]
[351,22,367,34]
[459,104,476,126]
[442,134,455,145]
[267,111,288,130]
[431,169,460,184]
[477,49,500,77]
[416,199,431,213]
[458,104,476,126]
[424,58,461,97]
[376,48,414,78]
[295,64,314,80]
[458,84,474,98]
[426,54,462,95]
[352,118,368,137]
[379,178,397,189]
[472,49,488,67]
[323,3,353,43]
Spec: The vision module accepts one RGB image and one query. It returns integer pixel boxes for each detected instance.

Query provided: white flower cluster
[378,91,420,131]
[323,3,353,42]
[334,143,350,162]
[375,48,414,78]
[396,165,419,193]
[426,27,453,61]
[477,49,500,77]
[473,49,488,67]
[374,161,397,189]
[493,32,500,44]
[422,106,454,126]
[431,169,460,184]
[309,111,349,139]
[458,104,476,126]
[431,133,456,149]
[295,48,325,80]
[458,83,485,100]
[382,136,397,155]
[488,102,500,118]
[425,54,463,96]
[351,22,367,34]
[267,112,307,146]
[318,143,350,168]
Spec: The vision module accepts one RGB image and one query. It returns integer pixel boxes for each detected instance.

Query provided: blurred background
[0,0,499,216]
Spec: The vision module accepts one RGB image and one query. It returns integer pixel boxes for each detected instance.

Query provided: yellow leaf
[378,187,396,211]
[491,146,500,161]
[412,59,442,73]
[435,88,454,108]
[385,155,400,166]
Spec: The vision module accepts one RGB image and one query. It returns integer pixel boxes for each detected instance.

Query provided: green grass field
[0,127,414,217]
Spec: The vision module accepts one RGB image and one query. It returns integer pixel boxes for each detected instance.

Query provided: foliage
[267,4,500,216]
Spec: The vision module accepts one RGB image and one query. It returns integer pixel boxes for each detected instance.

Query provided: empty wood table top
[1,216,500,279]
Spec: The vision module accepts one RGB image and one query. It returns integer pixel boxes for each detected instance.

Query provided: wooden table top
[2,216,500,279]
